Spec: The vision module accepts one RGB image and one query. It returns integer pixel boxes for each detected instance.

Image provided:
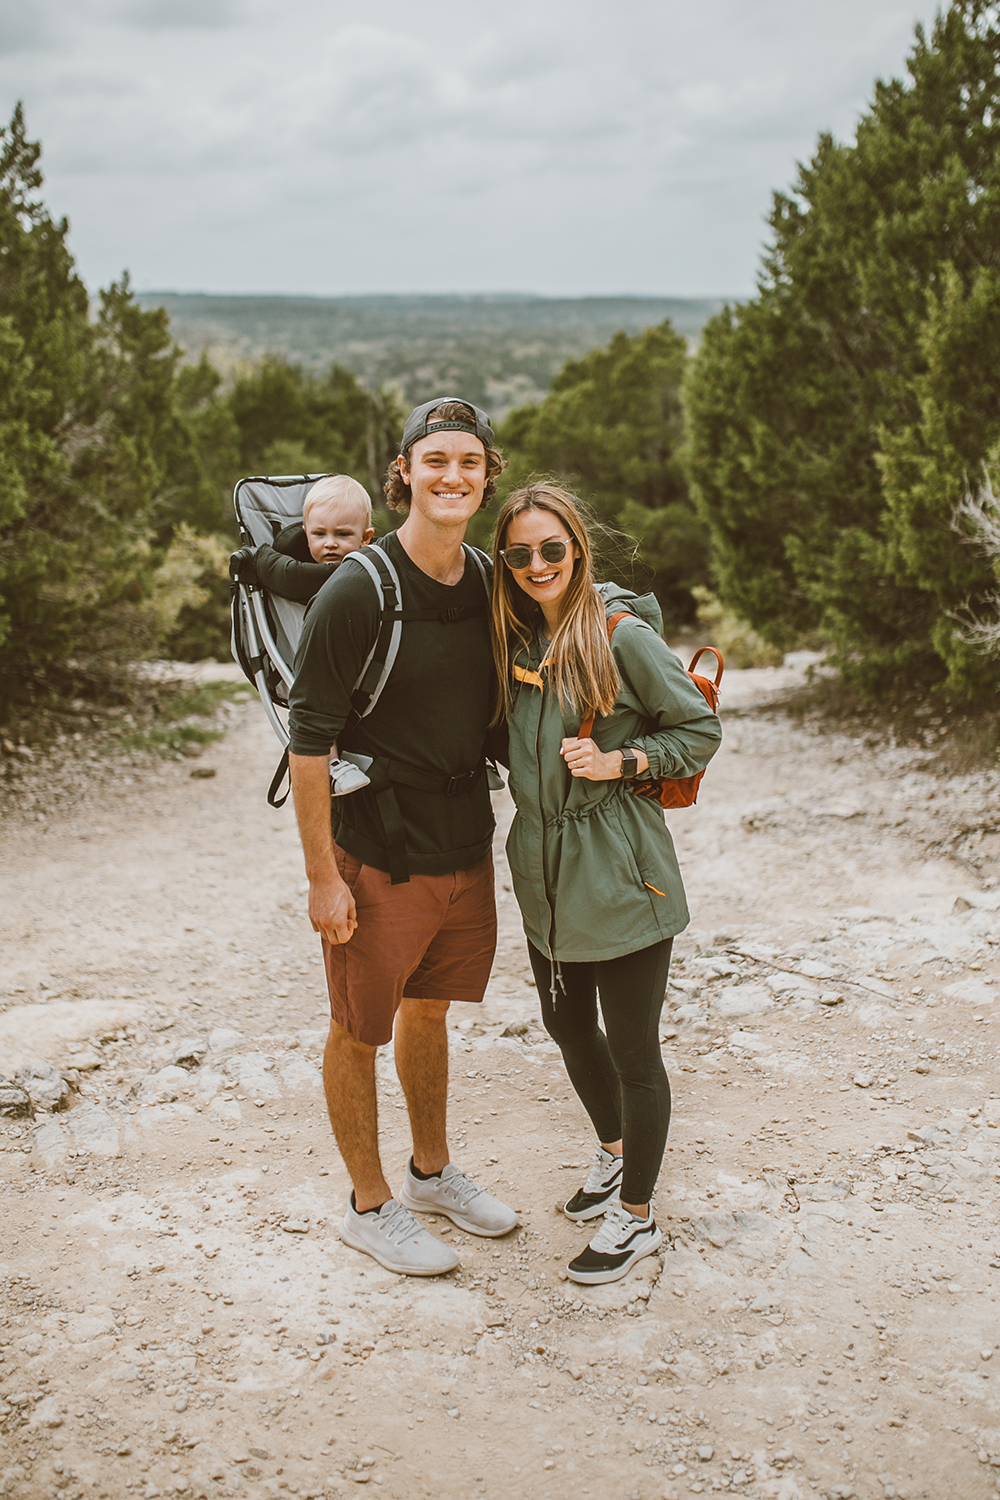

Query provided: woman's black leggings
[526,937,673,1206]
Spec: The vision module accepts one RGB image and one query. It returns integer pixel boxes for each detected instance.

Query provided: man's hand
[289,749,359,944]
[308,872,357,946]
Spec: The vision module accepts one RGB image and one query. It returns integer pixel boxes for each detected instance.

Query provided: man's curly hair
[383,401,507,512]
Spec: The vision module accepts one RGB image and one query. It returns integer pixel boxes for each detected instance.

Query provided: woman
[491,484,722,1284]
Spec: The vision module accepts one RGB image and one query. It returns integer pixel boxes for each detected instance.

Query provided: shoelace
[589,1202,650,1254]
[376,1200,423,1247]
[439,1166,484,1207]
[583,1150,622,1194]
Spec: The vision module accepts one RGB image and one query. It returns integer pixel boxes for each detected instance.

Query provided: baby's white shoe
[329,757,370,796]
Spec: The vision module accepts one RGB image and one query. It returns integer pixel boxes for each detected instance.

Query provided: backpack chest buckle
[445,769,479,797]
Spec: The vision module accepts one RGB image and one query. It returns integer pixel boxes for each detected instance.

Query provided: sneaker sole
[562,1189,620,1223]
[565,1226,664,1285]
[339,1219,458,1276]
[398,1187,518,1238]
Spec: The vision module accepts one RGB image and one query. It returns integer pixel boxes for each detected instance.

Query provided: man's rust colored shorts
[321,846,497,1047]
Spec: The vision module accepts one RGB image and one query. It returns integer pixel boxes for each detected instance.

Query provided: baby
[302,474,375,564]
[253,475,375,603]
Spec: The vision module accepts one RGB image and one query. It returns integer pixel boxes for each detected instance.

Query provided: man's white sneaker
[339,1195,459,1276]
[399,1160,518,1237]
[563,1146,623,1221]
[566,1201,663,1285]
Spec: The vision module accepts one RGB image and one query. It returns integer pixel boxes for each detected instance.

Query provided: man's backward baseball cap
[400,396,496,454]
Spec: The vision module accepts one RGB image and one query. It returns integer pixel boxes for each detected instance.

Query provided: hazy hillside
[138,292,725,417]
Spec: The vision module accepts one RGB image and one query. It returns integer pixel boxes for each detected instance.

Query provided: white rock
[208,1028,245,1053]
[728,1030,770,1054]
[138,1066,191,1104]
[280,1056,321,1091]
[169,1037,207,1069]
[0,1083,33,1118]
[0,999,141,1074]
[210,1096,242,1123]
[15,1061,70,1112]
[32,1118,67,1165]
[66,1307,116,1343]
[714,985,774,1018]
[226,1052,280,1098]
[195,1065,226,1101]
[66,1102,121,1157]
[812,801,864,820]
[296,1029,327,1049]
[29,1395,64,1429]
[64,1050,102,1071]
[944,980,995,1006]
[675,1003,706,1022]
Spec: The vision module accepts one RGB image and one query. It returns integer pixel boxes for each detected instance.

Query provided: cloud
[114,0,245,29]
[0,0,53,56]
[0,0,944,296]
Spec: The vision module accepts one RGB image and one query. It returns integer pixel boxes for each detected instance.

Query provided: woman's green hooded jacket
[505,586,722,964]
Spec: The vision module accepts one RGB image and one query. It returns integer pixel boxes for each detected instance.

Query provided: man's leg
[393,996,450,1175]
[323,1020,390,1212]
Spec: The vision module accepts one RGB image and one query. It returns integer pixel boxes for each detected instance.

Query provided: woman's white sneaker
[566,1201,663,1284]
[400,1160,518,1237]
[563,1147,623,1221]
[340,1195,459,1276]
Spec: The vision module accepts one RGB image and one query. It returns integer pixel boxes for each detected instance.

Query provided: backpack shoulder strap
[342,544,404,729]
[463,543,491,597]
[579,613,632,737]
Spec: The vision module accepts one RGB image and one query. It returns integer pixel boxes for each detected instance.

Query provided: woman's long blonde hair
[491,483,619,724]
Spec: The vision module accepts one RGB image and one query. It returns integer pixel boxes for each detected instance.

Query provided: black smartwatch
[620,749,638,780]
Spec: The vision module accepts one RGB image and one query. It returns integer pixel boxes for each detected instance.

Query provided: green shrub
[691,588,784,669]
[684,1,1000,701]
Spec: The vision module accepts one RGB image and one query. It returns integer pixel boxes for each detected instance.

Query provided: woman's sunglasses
[500,540,570,570]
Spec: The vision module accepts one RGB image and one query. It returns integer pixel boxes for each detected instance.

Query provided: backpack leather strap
[578,612,632,738]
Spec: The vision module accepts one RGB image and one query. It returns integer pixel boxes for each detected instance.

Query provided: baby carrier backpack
[579,592,723,809]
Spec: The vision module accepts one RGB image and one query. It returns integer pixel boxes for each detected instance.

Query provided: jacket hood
[595,581,664,636]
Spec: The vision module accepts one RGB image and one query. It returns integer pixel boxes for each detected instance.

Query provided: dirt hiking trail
[2,661,1000,1500]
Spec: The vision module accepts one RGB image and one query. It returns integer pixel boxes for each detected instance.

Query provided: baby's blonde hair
[302,475,373,529]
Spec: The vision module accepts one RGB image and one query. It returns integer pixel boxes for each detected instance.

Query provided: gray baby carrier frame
[229,473,329,806]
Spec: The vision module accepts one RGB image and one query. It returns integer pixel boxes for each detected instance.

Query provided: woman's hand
[560,737,623,780]
[560,738,651,780]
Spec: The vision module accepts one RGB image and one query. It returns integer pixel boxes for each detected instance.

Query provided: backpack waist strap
[363,757,486,884]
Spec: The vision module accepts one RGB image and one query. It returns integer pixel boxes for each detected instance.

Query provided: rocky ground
[2,660,1000,1500]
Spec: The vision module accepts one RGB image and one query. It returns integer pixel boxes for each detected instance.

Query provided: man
[288,397,516,1276]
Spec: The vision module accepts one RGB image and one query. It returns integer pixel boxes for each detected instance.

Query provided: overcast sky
[1,0,942,299]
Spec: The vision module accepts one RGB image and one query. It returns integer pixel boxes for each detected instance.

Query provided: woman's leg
[526,941,622,1145]
[594,938,674,1212]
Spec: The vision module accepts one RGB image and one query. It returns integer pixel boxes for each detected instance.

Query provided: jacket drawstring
[549,957,565,1006]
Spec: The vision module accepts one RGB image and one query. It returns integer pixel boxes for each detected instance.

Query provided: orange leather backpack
[579,613,723,809]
